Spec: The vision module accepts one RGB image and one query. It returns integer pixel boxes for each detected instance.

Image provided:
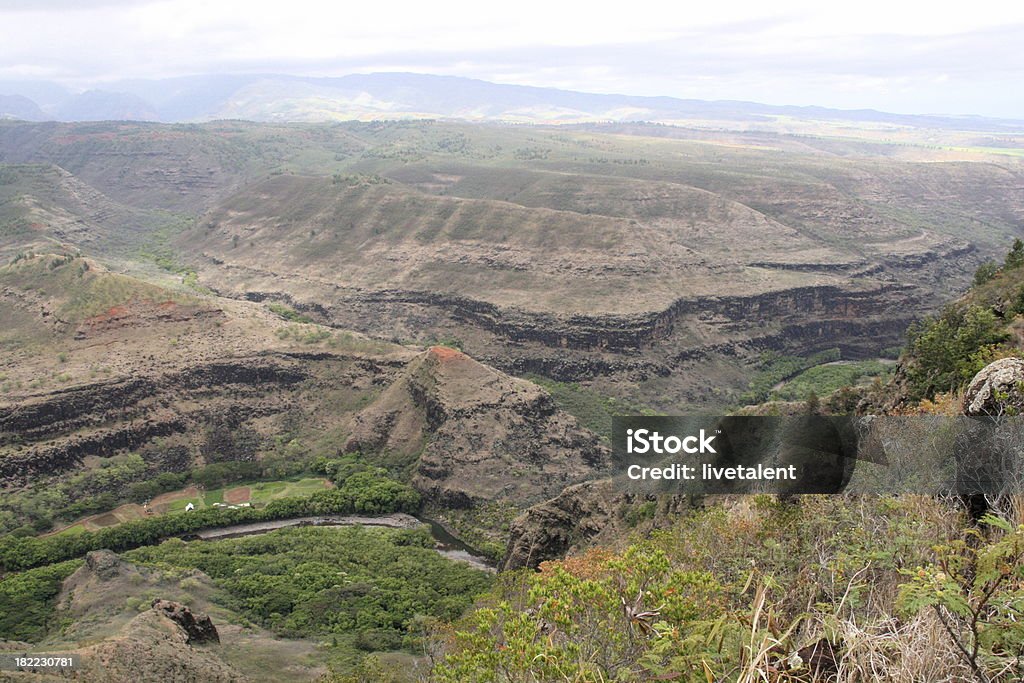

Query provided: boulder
[84,549,123,580]
[962,357,1024,416]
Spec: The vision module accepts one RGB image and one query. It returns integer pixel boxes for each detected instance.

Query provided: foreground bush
[429,496,1023,682]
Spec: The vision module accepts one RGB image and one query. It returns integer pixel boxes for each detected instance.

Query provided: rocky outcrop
[492,355,671,382]
[150,599,220,645]
[84,549,124,580]
[0,361,307,441]
[501,480,619,570]
[962,357,1024,416]
[264,282,919,356]
[68,606,243,682]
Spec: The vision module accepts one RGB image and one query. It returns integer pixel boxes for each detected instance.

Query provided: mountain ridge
[0,72,1021,130]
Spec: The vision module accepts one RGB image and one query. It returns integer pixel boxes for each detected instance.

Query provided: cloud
[0,1,1020,116]
[0,0,154,10]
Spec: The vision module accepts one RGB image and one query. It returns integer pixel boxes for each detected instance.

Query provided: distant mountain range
[1,72,1022,131]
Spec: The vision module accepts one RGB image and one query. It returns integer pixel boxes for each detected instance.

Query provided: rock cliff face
[194,255,956,412]
[326,283,919,354]
[150,599,220,645]
[176,167,991,411]
[0,356,310,487]
[501,480,619,570]
[1,313,609,521]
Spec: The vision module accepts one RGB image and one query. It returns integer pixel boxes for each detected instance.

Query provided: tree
[804,390,821,415]
[974,261,999,286]
[905,305,1009,399]
[1006,239,1024,270]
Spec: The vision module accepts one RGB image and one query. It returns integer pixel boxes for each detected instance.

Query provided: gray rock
[963,357,1024,416]
[84,549,123,580]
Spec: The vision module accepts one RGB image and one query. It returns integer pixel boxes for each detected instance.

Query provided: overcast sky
[0,0,1022,117]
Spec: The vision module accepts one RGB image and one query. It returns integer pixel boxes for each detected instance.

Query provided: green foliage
[332,173,390,186]
[621,500,657,527]
[275,324,332,344]
[897,515,1024,680]
[267,302,314,323]
[1006,239,1024,270]
[771,360,891,402]
[524,375,655,441]
[311,453,367,480]
[0,458,284,535]
[905,305,1009,399]
[1009,285,1024,317]
[435,546,733,682]
[0,560,81,641]
[0,470,420,573]
[191,460,263,489]
[0,454,150,533]
[124,526,491,645]
[434,496,961,681]
[741,348,842,405]
[974,261,1000,286]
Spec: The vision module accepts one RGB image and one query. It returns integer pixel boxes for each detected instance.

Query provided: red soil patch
[55,132,118,144]
[103,305,131,319]
[223,487,252,504]
[428,346,465,362]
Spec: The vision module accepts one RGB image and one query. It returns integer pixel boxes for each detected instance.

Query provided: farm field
[45,477,334,537]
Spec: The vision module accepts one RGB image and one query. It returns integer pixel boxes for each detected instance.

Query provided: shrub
[905,305,1009,400]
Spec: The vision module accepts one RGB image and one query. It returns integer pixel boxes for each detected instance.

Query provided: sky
[0,0,1022,117]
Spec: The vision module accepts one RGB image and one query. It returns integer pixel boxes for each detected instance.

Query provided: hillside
[415,243,1024,683]
[1,118,1020,415]
[1,115,1024,681]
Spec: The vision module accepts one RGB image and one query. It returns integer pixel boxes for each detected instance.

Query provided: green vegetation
[0,252,194,321]
[740,348,841,405]
[160,478,330,516]
[0,470,420,573]
[905,305,1008,400]
[135,213,197,275]
[268,302,314,323]
[426,501,521,562]
[771,360,891,402]
[896,239,1024,401]
[0,559,82,641]
[430,497,1022,682]
[524,375,655,441]
[0,453,150,535]
[126,526,491,656]
[897,514,1024,680]
[0,457,270,535]
[975,260,1000,286]
[275,324,333,344]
